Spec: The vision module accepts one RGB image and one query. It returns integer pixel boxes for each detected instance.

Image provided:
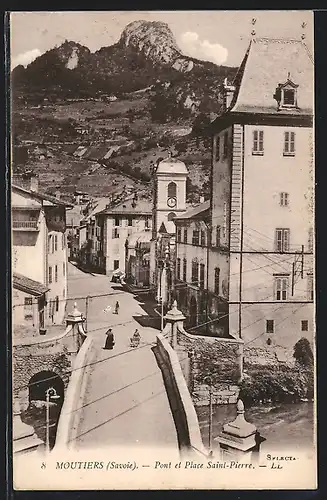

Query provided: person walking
[114,301,120,315]
[103,328,115,350]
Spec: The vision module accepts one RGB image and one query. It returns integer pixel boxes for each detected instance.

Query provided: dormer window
[274,75,299,110]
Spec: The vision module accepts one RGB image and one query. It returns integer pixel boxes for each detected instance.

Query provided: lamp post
[45,387,60,455]
[204,376,214,457]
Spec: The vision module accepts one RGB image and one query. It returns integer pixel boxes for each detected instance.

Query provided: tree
[293,337,314,368]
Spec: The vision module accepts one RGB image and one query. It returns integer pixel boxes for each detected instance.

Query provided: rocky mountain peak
[118,20,193,72]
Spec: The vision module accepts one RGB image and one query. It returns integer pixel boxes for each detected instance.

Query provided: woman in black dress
[104,328,115,350]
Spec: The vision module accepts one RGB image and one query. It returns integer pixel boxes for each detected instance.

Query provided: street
[67,263,179,451]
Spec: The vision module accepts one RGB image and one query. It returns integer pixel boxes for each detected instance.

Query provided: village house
[96,194,152,276]
[12,272,49,333]
[66,205,85,261]
[205,37,314,348]
[12,174,71,326]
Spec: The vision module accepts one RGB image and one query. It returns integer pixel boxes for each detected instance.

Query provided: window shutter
[284,131,289,153]
[253,130,258,150]
[290,132,295,153]
[112,228,115,239]
[259,130,264,151]
[283,230,289,251]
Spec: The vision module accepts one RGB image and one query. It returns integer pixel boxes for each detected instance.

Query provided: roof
[83,197,111,221]
[13,272,49,296]
[174,200,210,220]
[156,156,188,176]
[230,38,314,116]
[100,197,152,215]
[12,185,73,208]
[126,230,152,249]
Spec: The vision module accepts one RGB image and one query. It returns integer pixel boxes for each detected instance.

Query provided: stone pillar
[66,302,86,354]
[164,300,186,349]
[215,399,265,463]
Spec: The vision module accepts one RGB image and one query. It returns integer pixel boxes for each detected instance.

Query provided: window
[176,227,182,243]
[176,258,181,280]
[223,132,229,158]
[145,217,149,229]
[114,260,119,270]
[280,192,289,207]
[283,89,296,106]
[307,275,314,301]
[253,130,264,155]
[24,297,33,320]
[200,230,206,247]
[63,262,65,276]
[127,216,133,227]
[284,131,295,156]
[301,320,309,332]
[199,264,205,289]
[55,296,59,312]
[192,230,200,246]
[52,235,55,253]
[54,235,58,252]
[113,227,119,239]
[275,228,290,252]
[266,320,274,334]
[275,276,289,301]
[48,266,52,284]
[183,258,187,281]
[183,228,188,244]
[215,136,220,162]
[62,233,65,249]
[191,260,199,284]
[168,212,176,222]
[216,226,221,247]
[48,235,52,253]
[114,217,120,227]
[168,182,177,198]
[55,265,58,282]
[214,267,220,295]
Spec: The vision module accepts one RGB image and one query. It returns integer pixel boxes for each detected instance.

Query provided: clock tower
[150,153,188,298]
[152,153,188,237]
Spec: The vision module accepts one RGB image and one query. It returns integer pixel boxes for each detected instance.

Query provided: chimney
[30,175,39,192]
[221,78,236,112]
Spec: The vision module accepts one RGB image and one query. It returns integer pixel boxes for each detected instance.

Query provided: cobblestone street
[67,263,179,451]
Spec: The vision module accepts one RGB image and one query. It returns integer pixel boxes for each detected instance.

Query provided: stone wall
[176,324,243,406]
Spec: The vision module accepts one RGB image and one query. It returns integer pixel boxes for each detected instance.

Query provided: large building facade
[208,37,314,348]
[83,194,152,275]
[12,179,70,326]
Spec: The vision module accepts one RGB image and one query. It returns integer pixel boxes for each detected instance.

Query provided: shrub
[239,364,314,406]
[293,337,314,368]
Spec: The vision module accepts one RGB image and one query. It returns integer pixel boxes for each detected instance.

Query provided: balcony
[13,220,39,231]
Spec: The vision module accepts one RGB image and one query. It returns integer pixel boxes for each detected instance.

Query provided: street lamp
[45,387,60,455]
[204,376,214,458]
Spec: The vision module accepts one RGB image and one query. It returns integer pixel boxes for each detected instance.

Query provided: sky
[10,11,314,69]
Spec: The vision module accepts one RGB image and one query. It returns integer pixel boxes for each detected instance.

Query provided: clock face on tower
[167,197,177,208]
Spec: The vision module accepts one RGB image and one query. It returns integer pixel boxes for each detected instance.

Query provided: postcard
[10,10,316,490]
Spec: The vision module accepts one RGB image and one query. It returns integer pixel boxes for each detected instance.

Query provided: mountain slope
[12,20,237,100]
